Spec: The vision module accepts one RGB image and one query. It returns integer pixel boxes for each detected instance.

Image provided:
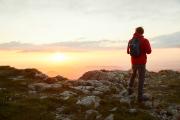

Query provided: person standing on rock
[127,27,152,103]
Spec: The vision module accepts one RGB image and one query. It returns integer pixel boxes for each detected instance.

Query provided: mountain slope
[0,66,180,120]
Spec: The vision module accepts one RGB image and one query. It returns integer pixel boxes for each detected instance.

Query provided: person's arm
[127,40,130,54]
[145,39,151,54]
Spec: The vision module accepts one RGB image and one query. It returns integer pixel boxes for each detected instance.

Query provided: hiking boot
[138,95,150,103]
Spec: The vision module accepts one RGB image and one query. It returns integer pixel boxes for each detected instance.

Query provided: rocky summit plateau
[0,66,180,120]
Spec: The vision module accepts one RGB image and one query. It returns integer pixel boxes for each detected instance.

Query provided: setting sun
[50,53,67,62]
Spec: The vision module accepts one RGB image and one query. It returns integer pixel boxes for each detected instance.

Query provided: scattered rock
[85,109,99,120]
[28,82,62,91]
[144,101,153,108]
[86,80,104,87]
[92,90,103,95]
[56,106,65,113]
[109,107,118,112]
[11,76,24,81]
[120,97,131,104]
[39,95,48,99]
[76,96,101,108]
[94,85,110,93]
[167,105,179,116]
[28,90,37,94]
[72,85,94,91]
[59,91,77,100]
[143,93,152,100]
[1,66,180,120]
[104,114,114,120]
[55,114,72,120]
[129,108,137,113]
[112,94,122,99]
[0,88,6,90]
[96,114,102,119]
[119,89,128,97]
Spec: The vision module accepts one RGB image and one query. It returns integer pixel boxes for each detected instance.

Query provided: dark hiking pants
[128,64,146,102]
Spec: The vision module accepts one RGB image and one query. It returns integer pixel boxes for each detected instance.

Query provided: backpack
[129,38,141,57]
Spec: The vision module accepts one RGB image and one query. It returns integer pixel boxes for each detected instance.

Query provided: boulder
[85,109,99,120]
[76,96,101,108]
[56,106,65,113]
[59,91,77,100]
[55,114,72,120]
[104,114,114,120]
[109,107,117,112]
[94,85,110,93]
[120,97,131,104]
[72,85,94,91]
[0,88,6,91]
[129,108,137,113]
[39,96,48,99]
[167,105,179,116]
[92,91,103,95]
[71,85,94,94]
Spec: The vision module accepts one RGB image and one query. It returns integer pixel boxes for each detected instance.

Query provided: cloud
[0,40,125,52]
[152,32,180,48]
[0,31,180,52]
[0,0,180,44]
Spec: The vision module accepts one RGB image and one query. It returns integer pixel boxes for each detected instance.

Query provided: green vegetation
[0,67,179,120]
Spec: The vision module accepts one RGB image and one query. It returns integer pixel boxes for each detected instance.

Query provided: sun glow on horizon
[0,48,180,79]
[50,53,68,63]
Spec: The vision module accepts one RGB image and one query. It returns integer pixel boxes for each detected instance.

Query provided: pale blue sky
[0,0,180,45]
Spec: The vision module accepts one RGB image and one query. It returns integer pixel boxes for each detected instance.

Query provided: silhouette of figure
[127,27,152,102]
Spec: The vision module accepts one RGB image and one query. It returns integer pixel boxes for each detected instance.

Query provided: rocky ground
[0,66,180,120]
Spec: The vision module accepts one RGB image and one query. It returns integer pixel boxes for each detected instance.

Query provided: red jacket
[127,32,151,64]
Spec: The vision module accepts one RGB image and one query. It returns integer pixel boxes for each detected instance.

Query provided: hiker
[127,27,152,103]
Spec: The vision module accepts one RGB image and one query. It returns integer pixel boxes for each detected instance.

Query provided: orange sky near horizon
[0,48,180,79]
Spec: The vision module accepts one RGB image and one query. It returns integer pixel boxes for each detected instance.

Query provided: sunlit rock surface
[0,66,180,120]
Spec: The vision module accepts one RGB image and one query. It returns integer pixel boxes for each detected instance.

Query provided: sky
[0,0,180,46]
[0,0,180,79]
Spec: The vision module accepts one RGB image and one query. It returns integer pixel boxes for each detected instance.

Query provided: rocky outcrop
[0,66,70,84]
[0,66,48,80]
[79,69,128,82]
[0,66,180,120]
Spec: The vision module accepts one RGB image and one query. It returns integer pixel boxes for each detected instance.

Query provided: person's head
[135,27,144,35]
